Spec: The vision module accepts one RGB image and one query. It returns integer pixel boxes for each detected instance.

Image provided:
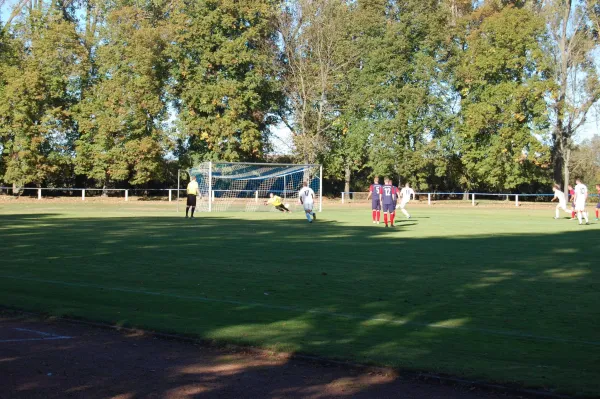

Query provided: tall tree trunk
[563,146,570,196]
[344,163,351,195]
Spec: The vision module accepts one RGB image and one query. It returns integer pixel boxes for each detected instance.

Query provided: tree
[74,3,170,188]
[543,0,600,192]
[454,2,552,192]
[569,135,600,183]
[277,0,355,165]
[0,5,83,189]
[170,0,281,163]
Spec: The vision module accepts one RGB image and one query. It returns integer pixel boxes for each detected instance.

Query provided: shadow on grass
[0,213,598,397]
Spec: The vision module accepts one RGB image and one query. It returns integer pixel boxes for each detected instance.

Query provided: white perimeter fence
[340,191,600,207]
[0,187,186,202]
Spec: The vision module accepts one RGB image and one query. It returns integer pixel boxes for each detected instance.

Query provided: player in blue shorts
[366,177,383,224]
[379,177,399,227]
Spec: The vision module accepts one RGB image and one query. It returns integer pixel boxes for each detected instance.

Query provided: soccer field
[0,202,598,396]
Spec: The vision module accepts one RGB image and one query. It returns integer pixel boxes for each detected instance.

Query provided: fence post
[125,190,129,202]
[82,189,85,201]
[472,193,475,206]
[38,188,42,200]
[428,193,431,206]
[168,189,172,202]
[341,192,345,204]
[515,194,519,207]
[255,191,258,203]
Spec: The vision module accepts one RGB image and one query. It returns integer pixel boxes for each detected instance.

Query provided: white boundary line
[0,327,72,343]
[0,337,72,343]
[2,274,599,347]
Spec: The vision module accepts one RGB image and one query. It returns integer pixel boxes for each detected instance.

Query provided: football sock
[596,209,599,218]
[185,207,189,217]
[577,212,583,224]
[584,212,589,223]
[384,213,388,225]
[555,208,559,219]
[391,212,395,224]
[572,211,576,218]
[376,210,381,221]
[401,208,410,218]
[372,210,376,221]
[191,207,195,217]
[306,212,312,222]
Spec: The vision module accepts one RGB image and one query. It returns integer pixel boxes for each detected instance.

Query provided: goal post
[188,162,322,212]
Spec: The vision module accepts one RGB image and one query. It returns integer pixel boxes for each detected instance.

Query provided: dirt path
[0,315,542,399]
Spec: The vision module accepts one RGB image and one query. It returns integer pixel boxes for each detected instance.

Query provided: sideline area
[0,313,547,399]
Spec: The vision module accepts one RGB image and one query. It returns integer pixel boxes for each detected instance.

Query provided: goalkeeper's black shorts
[187,194,197,206]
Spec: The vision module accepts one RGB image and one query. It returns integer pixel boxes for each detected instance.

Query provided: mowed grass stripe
[0,203,598,395]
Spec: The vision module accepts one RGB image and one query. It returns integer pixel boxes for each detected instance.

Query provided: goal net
[187,162,322,212]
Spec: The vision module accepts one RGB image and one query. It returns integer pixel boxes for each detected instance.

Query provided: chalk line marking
[0,327,72,343]
[2,274,599,347]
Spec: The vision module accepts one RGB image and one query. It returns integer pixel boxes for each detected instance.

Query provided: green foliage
[455,4,552,190]
[169,0,281,162]
[74,4,170,186]
[0,8,83,186]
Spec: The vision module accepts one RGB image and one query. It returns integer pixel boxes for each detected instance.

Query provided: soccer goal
[186,162,322,212]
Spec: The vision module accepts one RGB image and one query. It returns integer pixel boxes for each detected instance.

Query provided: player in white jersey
[573,178,589,225]
[298,181,316,223]
[551,184,571,219]
[396,183,415,219]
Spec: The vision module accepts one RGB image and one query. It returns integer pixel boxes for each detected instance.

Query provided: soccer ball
[284,203,290,208]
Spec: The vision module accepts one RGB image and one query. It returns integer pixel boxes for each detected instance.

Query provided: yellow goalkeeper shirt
[268,195,283,206]
[187,181,199,195]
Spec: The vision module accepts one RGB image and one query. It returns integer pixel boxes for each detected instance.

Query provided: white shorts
[303,202,314,212]
[398,200,409,209]
[557,202,567,211]
[575,200,586,212]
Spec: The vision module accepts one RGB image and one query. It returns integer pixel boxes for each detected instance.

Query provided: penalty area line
[2,274,599,347]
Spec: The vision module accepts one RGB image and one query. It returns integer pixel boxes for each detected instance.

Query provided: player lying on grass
[596,184,600,221]
[264,193,291,213]
[574,178,590,225]
[366,177,382,224]
[397,183,415,219]
[380,177,399,228]
[551,184,572,219]
[298,181,317,223]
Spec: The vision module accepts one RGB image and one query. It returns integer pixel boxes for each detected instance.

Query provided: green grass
[0,201,599,396]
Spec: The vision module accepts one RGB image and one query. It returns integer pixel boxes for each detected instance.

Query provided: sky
[1,0,597,157]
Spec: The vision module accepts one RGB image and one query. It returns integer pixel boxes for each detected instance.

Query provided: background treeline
[1,0,599,194]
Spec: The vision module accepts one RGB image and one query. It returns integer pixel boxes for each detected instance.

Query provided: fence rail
[340,191,599,207]
[0,187,187,202]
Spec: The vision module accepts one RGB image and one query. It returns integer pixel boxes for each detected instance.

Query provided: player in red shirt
[568,185,576,219]
[379,177,399,227]
[366,177,383,224]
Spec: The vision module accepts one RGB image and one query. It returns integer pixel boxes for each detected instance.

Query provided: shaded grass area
[0,203,598,396]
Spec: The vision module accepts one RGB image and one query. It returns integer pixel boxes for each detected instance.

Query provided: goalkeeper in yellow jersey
[264,193,291,213]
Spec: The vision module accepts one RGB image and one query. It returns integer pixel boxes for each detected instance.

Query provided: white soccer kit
[555,190,567,209]
[574,183,588,211]
[400,187,414,207]
[299,187,315,211]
